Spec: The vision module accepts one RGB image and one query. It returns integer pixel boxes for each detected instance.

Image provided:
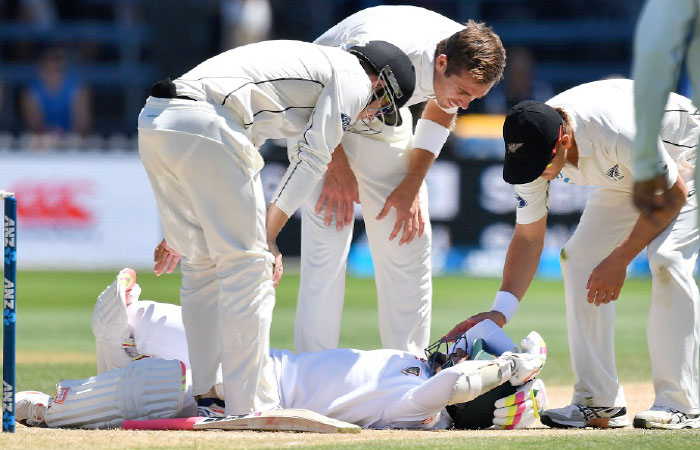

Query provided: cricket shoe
[541,404,629,428]
[633,406,700,429]
[500,352,543,385]
[15,391,50,427]
[197,398,226,418]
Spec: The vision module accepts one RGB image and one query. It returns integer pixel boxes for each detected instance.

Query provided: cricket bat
[122,408,361,433]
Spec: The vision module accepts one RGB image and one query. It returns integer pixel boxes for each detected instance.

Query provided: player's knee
[647,247,683,279]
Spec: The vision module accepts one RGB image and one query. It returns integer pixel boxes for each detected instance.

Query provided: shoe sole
[633,417,700,430]
[541,415,585,428]
[541,414,629,429]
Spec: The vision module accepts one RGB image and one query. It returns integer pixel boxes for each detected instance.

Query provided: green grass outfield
[2,270,699,448]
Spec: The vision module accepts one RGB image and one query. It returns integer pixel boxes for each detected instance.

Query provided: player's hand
[376,184,424,245]
[586,254,627,306]
[154,239,181,276]
[633,175,673,224]
[493,379,547,430]
[268,239,284,288]
[443,311,506,340]
[315,152,359,231]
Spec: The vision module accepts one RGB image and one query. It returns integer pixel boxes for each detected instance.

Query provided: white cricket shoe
[500,352,543,385]
[15,391,50,427]
[541,403,629,428]
[633,406,700,429]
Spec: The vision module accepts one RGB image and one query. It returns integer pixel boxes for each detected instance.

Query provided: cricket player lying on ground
[16,269,546,430]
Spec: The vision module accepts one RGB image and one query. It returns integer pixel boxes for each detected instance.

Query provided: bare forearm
[500,220,546,299]
[266,203,289,242]
[399,148,435,193]
[612,181,687,264]
[327,143,348,171]
[396,100,453,194]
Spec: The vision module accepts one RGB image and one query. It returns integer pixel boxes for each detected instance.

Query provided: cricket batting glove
[500,352,543,385]
[518,331,547,366]
[493,379,547,429]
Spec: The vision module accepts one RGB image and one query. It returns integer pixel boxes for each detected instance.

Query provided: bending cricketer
[449,79,699,429]
[294,5,506,355]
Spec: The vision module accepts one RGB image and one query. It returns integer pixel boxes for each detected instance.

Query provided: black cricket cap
[502,100,564,185]
[349,40,415,126]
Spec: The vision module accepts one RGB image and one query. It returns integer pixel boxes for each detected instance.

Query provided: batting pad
[123,409,361,433]
[46,358,186,429]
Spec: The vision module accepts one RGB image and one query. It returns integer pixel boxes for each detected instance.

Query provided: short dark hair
[435,20,506,84]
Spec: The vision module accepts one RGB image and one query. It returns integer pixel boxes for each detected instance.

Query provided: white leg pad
[448,358,513,405]
[46,358,186,429]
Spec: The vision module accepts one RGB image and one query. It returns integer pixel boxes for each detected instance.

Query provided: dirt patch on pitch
[0,383,663,450]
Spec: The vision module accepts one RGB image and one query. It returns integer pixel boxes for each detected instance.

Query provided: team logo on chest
[605,164,624,181]
[401,366,421,377]
[341,113,352,131]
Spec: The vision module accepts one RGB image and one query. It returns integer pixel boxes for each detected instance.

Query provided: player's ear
[435,54,448,72]
[560,133,572,150]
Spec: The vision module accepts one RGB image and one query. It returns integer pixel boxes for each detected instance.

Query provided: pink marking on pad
[122,417,205,430]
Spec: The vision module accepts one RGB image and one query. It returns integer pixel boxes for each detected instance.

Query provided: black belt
[149,77,196,101]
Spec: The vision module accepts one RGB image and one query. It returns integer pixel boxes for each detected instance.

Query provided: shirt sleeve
[632,0,698,181]
[514,177,550,224]
[271,68,369,217]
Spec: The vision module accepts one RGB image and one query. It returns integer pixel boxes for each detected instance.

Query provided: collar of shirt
[410,50,437,107]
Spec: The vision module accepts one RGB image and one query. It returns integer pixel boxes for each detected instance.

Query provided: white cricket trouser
[138,97,279,415]
[295,108,432,355]
[560,186,700,413]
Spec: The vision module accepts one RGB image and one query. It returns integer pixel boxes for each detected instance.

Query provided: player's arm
[376,99,454,245]
[314,142,360,231]
[268,69,369,286]
[394,354,543,419]
[632,0,696,213]
[266,204,289,287]
[586,176,688,305]
[446,216,547,337]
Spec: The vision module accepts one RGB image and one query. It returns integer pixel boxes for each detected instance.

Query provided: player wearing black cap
[447,79,700,429]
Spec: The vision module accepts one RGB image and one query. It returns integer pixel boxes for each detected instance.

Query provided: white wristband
[490,291,520,323]
[412,118,450,157]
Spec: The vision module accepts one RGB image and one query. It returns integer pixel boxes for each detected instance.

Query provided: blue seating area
[0,0,645,138]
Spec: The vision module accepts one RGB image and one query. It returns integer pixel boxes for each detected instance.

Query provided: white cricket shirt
[271,347,454,429]
[514,79,699,224]
[173,40,371,217]
[314,5,464,112]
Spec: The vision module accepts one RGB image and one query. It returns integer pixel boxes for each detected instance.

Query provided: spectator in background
[220,0,272,50]
[483,47,553,114]
[20,46,92,135]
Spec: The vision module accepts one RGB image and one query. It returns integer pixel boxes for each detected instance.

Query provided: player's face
[433,55,493,110]
[434,348,469,373]
[357,88,392,122]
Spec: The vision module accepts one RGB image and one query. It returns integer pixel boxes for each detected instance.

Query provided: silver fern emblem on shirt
[605,164,624,181]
